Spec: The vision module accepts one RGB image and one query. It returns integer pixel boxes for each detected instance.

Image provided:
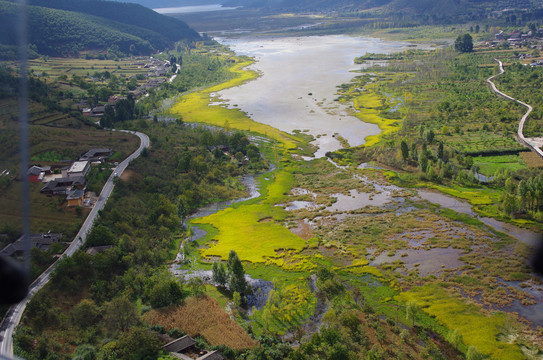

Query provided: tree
[233,291,241,307]
[446,328,463,350]
[110,327,161,360]
[400,140,409,161]
[405,301,420,327]
[86,224,115,247]
[425,129,435,144]
[103,297,138,333]
[148,278,184,308]
[227,250,247,295]
[503,193,518,215]
[71,299,100,328]
[418,153,428,172]
[100,105,115,128]
[518,180,528,210]
[437,142,444,160]
[73,344,97,360]
[455,34,473,53]
[187,277,205,297]
[426,164,438,181]
[212,261,227,286]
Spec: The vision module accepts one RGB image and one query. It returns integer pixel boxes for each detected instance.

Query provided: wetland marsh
[170,34,543,358]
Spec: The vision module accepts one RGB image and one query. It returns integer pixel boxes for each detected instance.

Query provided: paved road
[0,130,149,358]
[487,59,543,157]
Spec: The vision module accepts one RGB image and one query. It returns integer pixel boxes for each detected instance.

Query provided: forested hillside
[109,0,220,8]
[26,0,200,43]
[0,0,200,59]
[223,0,543,14]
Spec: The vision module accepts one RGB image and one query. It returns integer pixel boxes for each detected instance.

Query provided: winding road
[487,59,543,157]
[0,130,149,358]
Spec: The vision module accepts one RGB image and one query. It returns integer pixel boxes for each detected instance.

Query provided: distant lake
[154,4,239,14]
[214,36,425,157]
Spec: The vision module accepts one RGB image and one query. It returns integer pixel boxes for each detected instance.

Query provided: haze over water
[214,35,416,157]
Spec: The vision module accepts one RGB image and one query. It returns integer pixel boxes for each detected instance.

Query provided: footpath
[487,59,543,157]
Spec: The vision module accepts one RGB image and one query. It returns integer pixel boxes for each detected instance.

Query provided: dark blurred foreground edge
[0,256,28,304]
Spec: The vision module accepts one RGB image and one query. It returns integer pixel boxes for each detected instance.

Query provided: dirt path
[487,59,543,157]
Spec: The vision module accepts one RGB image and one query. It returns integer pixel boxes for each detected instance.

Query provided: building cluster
[81,96,126,117]
[493,29,543,47]
[27,148,113,207]
[0,232,63,258]
[79,57,172,117]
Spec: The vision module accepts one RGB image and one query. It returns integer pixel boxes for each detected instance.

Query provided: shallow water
[215,36,422,157]
[370,247,465,277]
[418,189,541,246]
[327,189,391,211]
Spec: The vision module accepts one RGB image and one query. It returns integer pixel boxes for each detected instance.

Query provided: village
[79,56,174,117]
[0,148,116,259]
[27,148,113,207]
[485,27,543,65]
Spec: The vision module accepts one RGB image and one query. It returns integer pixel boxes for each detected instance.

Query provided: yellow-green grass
[193,168,307,264]
[344,264,385,279]
[351,87,400,147]
[262,169,295,205]
[422,183,499,206]
[397,284,524,360]
[204,284,229,308]
[472,155,526,176]
[250,282,317,336]
[169,60,299,149]
[193,202,305,263]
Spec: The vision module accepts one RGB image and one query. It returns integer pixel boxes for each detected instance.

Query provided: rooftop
[162,335,197,354]
[68,161,89,174]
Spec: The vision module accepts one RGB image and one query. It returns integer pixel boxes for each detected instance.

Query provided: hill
[0,0,200,59]
[108,0,220,8]
[222,0,542,14]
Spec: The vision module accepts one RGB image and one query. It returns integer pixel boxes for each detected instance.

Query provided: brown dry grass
[142,296,257,350]
[520,151,543,168]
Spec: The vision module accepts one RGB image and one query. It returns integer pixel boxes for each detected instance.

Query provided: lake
[214,35,422,157]
[154,4,239,14]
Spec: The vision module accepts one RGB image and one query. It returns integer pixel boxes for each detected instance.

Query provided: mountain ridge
[0,0,200,58]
